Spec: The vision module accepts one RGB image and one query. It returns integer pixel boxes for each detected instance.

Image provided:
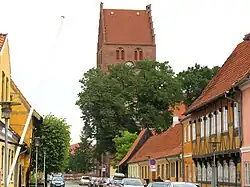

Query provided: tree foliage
[76,60,183,154]
[112,131,138,167]
[68,132,95,173]
[177,63,220,106]
[31,114,71,173]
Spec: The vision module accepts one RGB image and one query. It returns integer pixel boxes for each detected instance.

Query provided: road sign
[150,159,156,165]
[102,168,106,172]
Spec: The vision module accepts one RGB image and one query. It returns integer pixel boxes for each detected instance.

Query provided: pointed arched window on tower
[134,48,143,60]
[116,47,125,60]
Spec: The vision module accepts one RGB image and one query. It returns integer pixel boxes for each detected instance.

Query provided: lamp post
[209,141,220,187]
[0,101,20,187]
[34,137,41,187]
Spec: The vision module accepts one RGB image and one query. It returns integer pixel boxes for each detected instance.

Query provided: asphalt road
[65,181,82,187]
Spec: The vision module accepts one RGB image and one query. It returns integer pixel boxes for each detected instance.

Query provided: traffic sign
[150,159,156,165]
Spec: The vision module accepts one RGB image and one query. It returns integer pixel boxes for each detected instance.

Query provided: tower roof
[0,34,7,51]
[101,4,155,45]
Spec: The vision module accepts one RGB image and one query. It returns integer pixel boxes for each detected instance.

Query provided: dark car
[51,176,65,187]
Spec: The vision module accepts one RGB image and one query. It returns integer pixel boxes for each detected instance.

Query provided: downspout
[7,108,34,185]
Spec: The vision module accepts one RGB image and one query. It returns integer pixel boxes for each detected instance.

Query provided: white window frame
[205,115,210,137]
[192,122,196,140]
[188,125,191,142]
[245,162,250,186]
[229,160,236,183]
[201,117,204,138]
[211,113,216,135]
[184,126,187,143]
[223,107,228,132]
[217,110,222,133]
[234,102,239,128]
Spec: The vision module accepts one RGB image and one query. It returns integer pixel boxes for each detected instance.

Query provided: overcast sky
[0,0,250,143]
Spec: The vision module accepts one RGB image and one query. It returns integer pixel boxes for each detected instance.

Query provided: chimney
[172,116,179,127]
[243,33,250,41]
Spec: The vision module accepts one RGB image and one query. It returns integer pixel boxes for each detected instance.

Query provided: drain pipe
[7,108,34,185]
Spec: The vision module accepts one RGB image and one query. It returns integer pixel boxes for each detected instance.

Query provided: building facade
[182,115,196,183]
[97,3,156,71]
[10,79,42,187]
[184,34,250,187]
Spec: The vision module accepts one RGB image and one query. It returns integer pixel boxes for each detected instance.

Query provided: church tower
[97,3,156,71]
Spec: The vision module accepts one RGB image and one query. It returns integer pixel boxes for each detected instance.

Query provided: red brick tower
[97,3,156,71]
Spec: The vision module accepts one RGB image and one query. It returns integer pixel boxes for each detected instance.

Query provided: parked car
[89,177,97,187]
[80,176,91,185]
[168,182,197,187]
[50,176,65,187]
[121,178,144,187]
[147,182,170,187]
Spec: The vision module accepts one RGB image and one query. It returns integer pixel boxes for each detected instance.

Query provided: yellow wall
[0,39,11,121]
[128,163,140,178]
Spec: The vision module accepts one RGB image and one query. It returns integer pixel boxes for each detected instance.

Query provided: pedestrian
[156,176,163,182]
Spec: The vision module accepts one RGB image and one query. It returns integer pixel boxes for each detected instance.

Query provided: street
[65,181,81,187]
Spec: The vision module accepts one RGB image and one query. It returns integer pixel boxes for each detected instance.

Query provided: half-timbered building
[183,34,250,187]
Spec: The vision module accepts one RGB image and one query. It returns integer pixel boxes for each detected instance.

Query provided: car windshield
[53,177,63,181]
[124,179,142,186]
[151,182,170,187]
[82,177,90,180]
[173,184,196,187]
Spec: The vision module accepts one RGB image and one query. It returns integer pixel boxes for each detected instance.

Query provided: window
[201,118,204,138]
[145,166,147,178]
[11,150,14,181]
[202,163,206,182]
[184,126,187,143]
[211,113,216,135]
[171,162,175,177]
[161,164,164,179]
[116,48,125,60]
[218,161,223,182]
[217,110,222,133]
[207,163,212,181]
[245,162,250,186]
[1,71,5,101]
[223,106,228,132]
[234,102,239,128]
[197,163,201,181]
[192,122,196,140]
[157,165,160,176]
[205,115,210,137]
[116,49,120,60]
[187,125,191,142]
[134,48,143,60]
[166,164,169,178]
[223,160,229,182]
[139,50,143,60]
[141,166,144,179]
[229,160,236,183]
[1,146,3,170]
[5,78,8,101]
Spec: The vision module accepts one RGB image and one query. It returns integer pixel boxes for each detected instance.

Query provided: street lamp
[209,141,220,187]
[0,101,20,187]
[34,136,41,187]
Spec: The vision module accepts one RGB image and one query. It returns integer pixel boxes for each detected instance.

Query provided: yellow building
[10,79,42,187]
[182,115,196,183]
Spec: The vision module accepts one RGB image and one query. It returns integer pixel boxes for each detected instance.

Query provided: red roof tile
[186,38,250,114]
[70,143,79,155]
[102,6,154,45]
[171,104,186,120]
[128,124,182,163]
[0,34,7,51]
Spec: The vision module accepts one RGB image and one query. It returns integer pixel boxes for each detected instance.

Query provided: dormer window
[116,47,125,60]
[134,48,143,60]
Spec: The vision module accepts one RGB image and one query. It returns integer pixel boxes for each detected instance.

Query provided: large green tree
[68,132,95,173]
[177,63,220,106]
[112,131,138,167]
[76,60,182,154]
[31,114,71,173]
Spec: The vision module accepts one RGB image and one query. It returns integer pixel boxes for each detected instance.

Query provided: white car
[121,178,144,187]
[168,182,197,187]
[80,176,91,185]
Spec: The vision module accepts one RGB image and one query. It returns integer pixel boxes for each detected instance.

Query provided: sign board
[102,168,106,172]
[150,159,156,165]
[150,165,156,172]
